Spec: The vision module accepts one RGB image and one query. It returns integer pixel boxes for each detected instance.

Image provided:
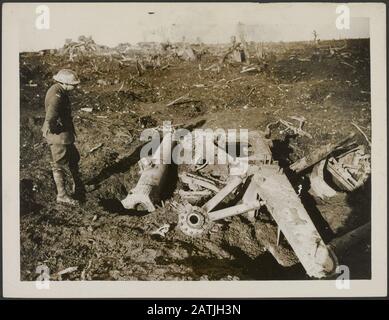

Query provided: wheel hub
[178,204,212,237]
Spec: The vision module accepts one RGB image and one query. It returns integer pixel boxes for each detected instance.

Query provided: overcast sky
[10,3,370,51]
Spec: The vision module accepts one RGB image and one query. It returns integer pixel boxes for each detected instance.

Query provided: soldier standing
[42,69,86,205]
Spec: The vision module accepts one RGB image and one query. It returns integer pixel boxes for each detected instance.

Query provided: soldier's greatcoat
[42,83,75,145]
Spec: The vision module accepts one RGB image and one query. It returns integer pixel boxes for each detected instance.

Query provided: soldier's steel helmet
[53,69,80,85]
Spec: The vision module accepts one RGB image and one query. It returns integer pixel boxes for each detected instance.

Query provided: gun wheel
[177,205,212,237]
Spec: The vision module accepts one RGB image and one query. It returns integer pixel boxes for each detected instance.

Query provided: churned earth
[20,39,371,281]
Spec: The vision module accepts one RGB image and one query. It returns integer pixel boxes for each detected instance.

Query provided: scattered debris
[265,116,312,139]
[340,61,356,69]
[280,117,312,138]
[232,48,246,63]
[89,143,103,153]
[56,266,78,280]
[166,94,191,107]
[179,172,220,192]
[81,107,93,113]
[326,145,371,192]
[295,131,370,197]
[161,64,171,71]
[26,80,38,87]
[241,65,260,74]
[57,266,78,275]
[80,260,92,281]
[177,47,198,61]
[150,224,170,237]
[290,133,355,173]
[204,63,220,72]
[226,77,242,84]
[97,79,109,86]
[178,189,213,203]
[59,36,107,58]
[247,87,255,97]
[218,36,248,65]
[351,122,371,147]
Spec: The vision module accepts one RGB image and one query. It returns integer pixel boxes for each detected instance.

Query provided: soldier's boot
[70,169,85,200]
[72,166,97,193]
[70,169,96,202]
[53,169,77,206]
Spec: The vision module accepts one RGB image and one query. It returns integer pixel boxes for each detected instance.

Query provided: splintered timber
[147,304,241,317]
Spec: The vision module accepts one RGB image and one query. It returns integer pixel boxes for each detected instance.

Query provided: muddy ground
[20,39,371,281]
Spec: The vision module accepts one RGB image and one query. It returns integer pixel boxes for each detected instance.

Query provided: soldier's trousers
[49,143,80,173]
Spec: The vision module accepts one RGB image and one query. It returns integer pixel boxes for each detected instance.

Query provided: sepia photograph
[2,2,387,298]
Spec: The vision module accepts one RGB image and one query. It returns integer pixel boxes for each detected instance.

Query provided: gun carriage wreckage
[121,120,371,279]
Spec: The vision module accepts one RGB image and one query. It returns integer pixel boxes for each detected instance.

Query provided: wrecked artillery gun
[121,121,371,279]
